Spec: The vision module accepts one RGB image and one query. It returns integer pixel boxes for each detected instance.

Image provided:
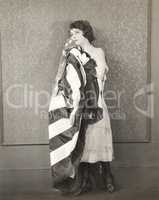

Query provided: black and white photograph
[0,0,158,200]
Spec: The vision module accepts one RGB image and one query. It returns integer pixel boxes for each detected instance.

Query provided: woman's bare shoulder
[92,47,105,61]
[97,47,105,54]
[93,47,105,57]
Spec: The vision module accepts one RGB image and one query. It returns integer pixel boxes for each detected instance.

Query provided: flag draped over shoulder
[48,46,87,185]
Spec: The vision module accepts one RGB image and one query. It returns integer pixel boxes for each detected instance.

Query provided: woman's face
[69,28,86,45]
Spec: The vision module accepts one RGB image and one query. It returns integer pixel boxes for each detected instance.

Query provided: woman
[48,20,115,195]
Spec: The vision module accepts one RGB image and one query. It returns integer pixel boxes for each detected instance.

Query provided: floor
[0,167,159,200]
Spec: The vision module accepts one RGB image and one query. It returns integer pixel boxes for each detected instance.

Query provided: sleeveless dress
[80,51,114,163]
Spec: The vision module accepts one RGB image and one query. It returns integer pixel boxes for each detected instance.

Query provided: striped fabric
[48,48,86,183]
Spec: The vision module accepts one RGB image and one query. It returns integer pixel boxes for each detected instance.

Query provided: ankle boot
[89,162,101,190]
[72,163,89,196]
[101,162,115,193]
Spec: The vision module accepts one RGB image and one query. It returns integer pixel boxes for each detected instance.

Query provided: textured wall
[0,0,150,144]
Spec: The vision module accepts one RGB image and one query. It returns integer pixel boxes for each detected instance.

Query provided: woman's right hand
[64,38,76,51]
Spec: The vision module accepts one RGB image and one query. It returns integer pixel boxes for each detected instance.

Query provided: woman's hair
[69,20,95,43]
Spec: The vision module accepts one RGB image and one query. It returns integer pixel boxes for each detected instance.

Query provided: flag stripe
[49,107,73,125]
[49,93,66,112]
[49,107,68,124]
[50,131,79,166]
[49,125,79,151]
[48,118,72,139]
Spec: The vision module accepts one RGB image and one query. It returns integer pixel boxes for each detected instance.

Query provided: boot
[71,163,90,196]
[101,162,115,193]
[68,165,82,194]
[89,162,101,190]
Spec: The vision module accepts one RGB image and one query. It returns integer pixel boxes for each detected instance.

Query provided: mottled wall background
[0,0,150,145]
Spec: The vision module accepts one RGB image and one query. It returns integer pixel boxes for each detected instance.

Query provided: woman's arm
[96,48,109,81]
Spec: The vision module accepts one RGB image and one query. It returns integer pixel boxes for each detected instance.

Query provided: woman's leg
[71,162,90,196]
[101,161,115,192]
[88,162,102,190]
